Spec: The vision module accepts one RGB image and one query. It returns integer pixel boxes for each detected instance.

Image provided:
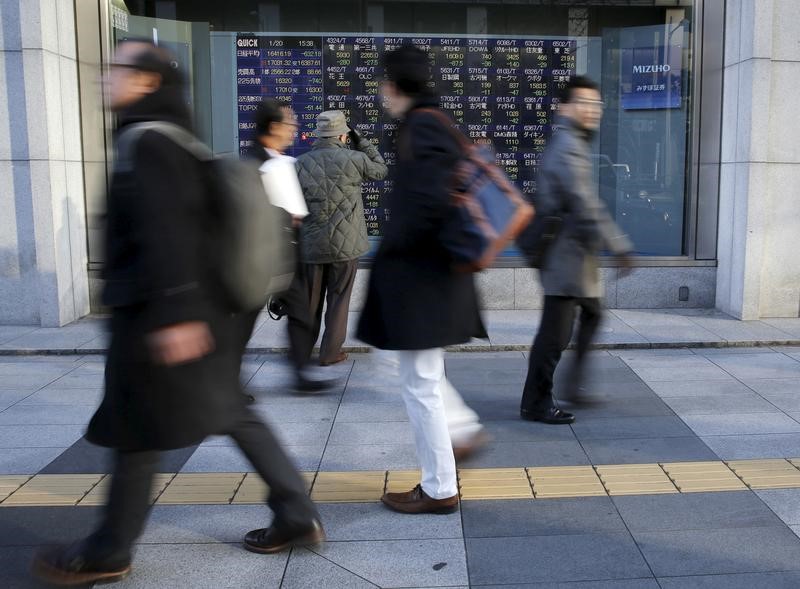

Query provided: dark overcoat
[357,101,487,350]
[86,90,243,452]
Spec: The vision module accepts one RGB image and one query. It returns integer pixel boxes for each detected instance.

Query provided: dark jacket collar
[116,85,193,132]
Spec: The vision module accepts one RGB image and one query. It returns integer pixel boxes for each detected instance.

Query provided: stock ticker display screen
[236,34,578,238]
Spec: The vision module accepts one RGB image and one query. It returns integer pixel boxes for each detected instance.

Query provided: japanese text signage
[236,34,578,237]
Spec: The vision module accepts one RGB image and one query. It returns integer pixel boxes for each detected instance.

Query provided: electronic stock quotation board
[236,34,578,238]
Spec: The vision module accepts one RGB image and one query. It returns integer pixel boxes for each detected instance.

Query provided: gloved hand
[348,127,362,147]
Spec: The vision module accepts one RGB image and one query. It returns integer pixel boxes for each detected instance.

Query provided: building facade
[0,0,796,326]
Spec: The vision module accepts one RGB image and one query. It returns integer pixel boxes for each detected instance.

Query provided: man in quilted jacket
[296,111,388,366]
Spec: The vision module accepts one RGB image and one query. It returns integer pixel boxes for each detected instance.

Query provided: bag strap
[116,121,212,172]
[412,107,473,153]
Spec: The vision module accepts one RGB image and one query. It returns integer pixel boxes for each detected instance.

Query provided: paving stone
[701,434,800,460]
[180,445,323,473]
[682,413,800,436]
[0,390,35,410]
[709,353,800,380]
[467,533,651,585]
[138,505,271,544]
[634,526,800,576]
[462,497,625,538]
[0,363,75,377]
[647,379,753,398]
[0,546,81,589]
[18,388,103,406]
[581,437,718,465]
[320,444,418,471]
[340,385,404,404]
[0,506,102,546]
[622,356,732,382]
[459,467,533,500]
[567,398,675,419]
[528,466,606,498]
[114,543,288,588]
[250,401,339,424]
[0,426,84,449]
[480,419,576,442]
[203,422,331,449]
[456,383,524,404]
[571,417,693,441]
[662,394,778,416]
[314,539,468,588]
[477,582,659,589]
[0,374,62,390]
[335,403,409,423]
[657,572,800,589]
[661,461,747,493]
[755,489,800,525]
[463,441,590,468]
[282,548,376,589]
[328,421,414,445]
[0,404,96,425]
[317,502,462,541]
[613,491,782,531]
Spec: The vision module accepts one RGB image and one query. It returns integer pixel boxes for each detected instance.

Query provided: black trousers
[307,260,358,364]
[283,249,316,373]
[521,296,603,413]
[85,408,319,564]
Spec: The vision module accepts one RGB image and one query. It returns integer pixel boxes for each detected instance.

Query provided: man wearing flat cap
[295,111,388,366]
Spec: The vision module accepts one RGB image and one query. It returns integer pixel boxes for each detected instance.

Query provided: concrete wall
[717,0,800,319]
[0,0,90,326]
[345,267,716,312]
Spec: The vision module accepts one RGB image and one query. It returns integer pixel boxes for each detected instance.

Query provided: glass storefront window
[112,1,695,260]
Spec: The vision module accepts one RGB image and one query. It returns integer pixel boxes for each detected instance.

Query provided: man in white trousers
[357,46,488,514]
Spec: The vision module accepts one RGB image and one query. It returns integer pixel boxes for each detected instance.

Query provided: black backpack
[116,122,295,312]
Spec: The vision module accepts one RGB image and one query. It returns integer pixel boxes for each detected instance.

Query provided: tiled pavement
[2,330,800,585]
[7,308,800,353]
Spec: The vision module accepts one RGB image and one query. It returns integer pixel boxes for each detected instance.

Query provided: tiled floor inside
[2,347,800,587]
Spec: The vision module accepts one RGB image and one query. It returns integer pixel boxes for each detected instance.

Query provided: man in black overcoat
[32,40,323,586]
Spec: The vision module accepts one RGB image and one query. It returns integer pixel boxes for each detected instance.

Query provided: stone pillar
[717,0,800,319]
[0,0,90,326]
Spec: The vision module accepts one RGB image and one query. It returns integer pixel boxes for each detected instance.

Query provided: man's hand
[617,253,634,278]
[348,127,362,146]
[147,321,214,366]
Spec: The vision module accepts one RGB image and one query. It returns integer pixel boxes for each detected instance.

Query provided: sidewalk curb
[1,339,799,356]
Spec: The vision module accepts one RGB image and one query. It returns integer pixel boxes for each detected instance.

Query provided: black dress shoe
[242,393,256,405]
[32,543,131,586]
[520,407,575,425]
[244,520,325,554]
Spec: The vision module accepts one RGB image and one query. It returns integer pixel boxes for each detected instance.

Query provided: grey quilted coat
[296,136,388,263]
[536,116,632,298]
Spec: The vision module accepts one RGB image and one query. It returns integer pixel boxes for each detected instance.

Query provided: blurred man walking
[33,41,323,586]
[520,76,633,426]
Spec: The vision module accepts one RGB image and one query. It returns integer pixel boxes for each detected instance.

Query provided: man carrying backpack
[519,76,633,426]
[33,41,323,586]
[295,111,388,366]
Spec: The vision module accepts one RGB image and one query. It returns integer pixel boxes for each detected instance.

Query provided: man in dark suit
[32,41,323,586]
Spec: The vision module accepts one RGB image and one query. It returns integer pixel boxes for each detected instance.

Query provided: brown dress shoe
[31,545,131,586]
[381,484,459,514]
[319,352,348,366]
[452,429,491,462]
[244,519,325,554]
